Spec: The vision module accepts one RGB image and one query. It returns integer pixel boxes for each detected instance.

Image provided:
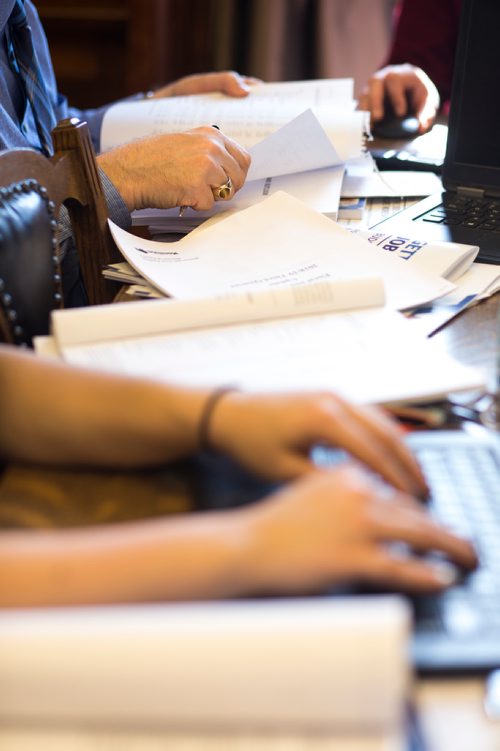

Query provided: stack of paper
[350,227,500,334]
[0,596,410,736]
[108,191,454,312]
[105,186,499,335]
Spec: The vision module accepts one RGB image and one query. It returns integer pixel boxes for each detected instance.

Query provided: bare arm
[0,347,427,496]
[0,345,209,468]
[0,347,477,607]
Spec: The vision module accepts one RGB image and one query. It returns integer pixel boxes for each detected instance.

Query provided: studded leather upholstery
[0,179,62,346]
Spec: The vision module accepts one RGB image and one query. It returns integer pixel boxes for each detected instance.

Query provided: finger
[220,72,252,98]
[384,77,409,117]
[243,76,262,87]
[185,182,217,212]
[352,403,428,497]
[270,452,317,480]
[408,84,436,134]
[359,549,464,592]
[318,396,427,497]
[417,98,438,133]
[367,78,386,121]
[223,135,251,171]
[192,128,249,195]
[357,91,369,112]
[370,496,478,570]
[216,144,250,193]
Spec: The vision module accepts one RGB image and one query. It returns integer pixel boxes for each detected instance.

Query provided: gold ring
[212,177,233,201]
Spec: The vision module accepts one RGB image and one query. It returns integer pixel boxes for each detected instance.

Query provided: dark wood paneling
[37,0,216,109]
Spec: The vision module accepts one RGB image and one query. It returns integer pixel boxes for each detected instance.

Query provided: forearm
[0,508,254,607]
[0,347,209,467]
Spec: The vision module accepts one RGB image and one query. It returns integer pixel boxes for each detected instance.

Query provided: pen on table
[179,125,221,218]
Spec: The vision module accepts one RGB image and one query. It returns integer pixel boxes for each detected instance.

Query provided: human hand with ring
[97,125,250,213]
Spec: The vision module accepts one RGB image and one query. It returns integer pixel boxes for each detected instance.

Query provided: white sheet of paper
[353,229,478,281]
[53,304,484,407]
[110,191,454,311]
[342,171,442,198]
[243,78,356,106]
[247,109,342,180]
[101,81,366,163]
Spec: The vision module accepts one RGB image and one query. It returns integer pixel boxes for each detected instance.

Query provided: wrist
[227,498,287,597]
[97,149,136,212]
[197,387,239,452]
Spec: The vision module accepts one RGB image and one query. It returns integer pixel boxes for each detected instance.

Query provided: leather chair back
[0,118,119,346]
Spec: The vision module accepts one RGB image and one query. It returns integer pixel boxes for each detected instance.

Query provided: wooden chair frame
[0,117,120,310]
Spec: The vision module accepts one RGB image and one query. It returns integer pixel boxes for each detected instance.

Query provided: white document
[134,164,345,234]
[247,108,342,180]
[101,80,367,165]
[0,597,409,731]
[51,287,484,407]
[353,228,479,282]
[341,170,442,198]
[110,192,454,312]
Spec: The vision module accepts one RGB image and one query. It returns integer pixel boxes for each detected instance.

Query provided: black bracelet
[198,387,236,452]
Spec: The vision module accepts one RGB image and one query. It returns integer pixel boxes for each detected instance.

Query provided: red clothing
[386,0,462,105]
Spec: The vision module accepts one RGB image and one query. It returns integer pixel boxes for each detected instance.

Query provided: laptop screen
[444,0,500,190]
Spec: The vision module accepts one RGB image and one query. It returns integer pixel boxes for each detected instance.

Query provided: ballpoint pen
[179,125,221,218]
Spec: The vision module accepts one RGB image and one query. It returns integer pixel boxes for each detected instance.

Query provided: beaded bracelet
[198,386,237,452]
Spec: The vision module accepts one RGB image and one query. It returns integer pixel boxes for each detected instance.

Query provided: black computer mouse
[371,97,420,139]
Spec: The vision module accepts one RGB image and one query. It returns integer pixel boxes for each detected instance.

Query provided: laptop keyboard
[416,194,500,230]
[411,435,500,637]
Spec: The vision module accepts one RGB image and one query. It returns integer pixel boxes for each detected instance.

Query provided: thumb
[274,453,317,480]
[222,73,251,98]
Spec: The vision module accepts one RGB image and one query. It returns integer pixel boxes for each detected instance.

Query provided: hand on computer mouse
[371,107,420,139]
[359,63,440,135]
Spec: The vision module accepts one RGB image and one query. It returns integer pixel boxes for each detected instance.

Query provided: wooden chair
[0,118,119,346]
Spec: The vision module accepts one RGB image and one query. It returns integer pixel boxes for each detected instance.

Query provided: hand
[151,71,261,99]
[98,126,251,212]
[209,391,428,498]
[359,64,440,134]
[238,465,477,595]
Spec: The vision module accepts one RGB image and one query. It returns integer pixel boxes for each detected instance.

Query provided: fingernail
[431,561,458,587]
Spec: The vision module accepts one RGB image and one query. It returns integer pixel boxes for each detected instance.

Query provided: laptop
[372,0,500,265]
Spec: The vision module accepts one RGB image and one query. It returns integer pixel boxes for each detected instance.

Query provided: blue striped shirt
[0,1,131,305]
